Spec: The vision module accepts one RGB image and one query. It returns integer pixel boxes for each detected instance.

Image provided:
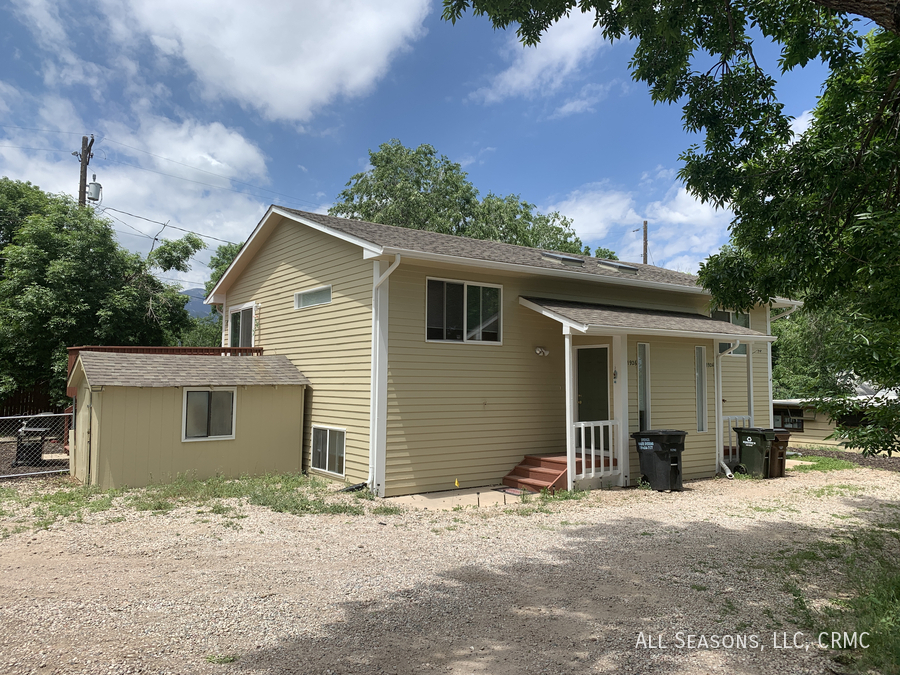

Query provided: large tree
[330,139,606,256]
[0,181,204,401]
[445,2,900,454]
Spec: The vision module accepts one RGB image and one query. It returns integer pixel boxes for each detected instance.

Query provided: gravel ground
[1,467,898,675]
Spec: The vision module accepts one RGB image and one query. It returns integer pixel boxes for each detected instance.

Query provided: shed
[67,351,309,489]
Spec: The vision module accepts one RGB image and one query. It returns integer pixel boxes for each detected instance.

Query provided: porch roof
[520,297,776,341]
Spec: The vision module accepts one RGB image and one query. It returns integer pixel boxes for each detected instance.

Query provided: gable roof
[520,297,775,341]
[71,352,309,388]
[206,205,707,303]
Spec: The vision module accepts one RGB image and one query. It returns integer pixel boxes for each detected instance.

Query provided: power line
[0,145,73,153]
[101,206,238,245]
[0,124,86,136]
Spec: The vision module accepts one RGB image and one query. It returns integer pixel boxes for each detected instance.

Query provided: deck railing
[573,420,620,482]
[722,415,751,463]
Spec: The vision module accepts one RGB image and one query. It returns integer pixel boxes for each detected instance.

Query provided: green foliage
[771,310,847,399]
[204,242,242,298]
[591,247,618,260]
[180,312,222,347]
[789,456,856,473]
[0,179,204,401]
[330,139,595,255]
[0,178,50,252]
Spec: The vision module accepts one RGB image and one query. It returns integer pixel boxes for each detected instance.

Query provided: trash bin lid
[733,427,776,441]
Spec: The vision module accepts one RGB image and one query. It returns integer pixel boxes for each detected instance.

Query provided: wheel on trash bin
[734,464,748,475]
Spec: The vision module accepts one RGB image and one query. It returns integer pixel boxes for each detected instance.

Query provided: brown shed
[67,352,309,489]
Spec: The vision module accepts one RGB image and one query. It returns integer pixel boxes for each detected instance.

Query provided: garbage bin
[631,430,687,491]
[769,429,791,478]
[734,428,776,478]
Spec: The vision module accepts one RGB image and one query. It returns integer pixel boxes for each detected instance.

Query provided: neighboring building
[206,206,794,497]
[67,350,308,489]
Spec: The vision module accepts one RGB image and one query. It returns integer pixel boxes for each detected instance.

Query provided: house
[206,206,794,497]
[67,349,309,489]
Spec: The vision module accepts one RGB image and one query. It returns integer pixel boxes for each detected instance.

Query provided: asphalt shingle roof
[522,297,769,337]
[77,352,309,388]
[278,207,701,290]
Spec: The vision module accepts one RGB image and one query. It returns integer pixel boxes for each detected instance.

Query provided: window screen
[695,346,707,432]
[312,426,345,475]
[230,307,253,347]
[637,343,650,431]
[427,279,499,342]
[184,390,234,439]
[295,286,332,309]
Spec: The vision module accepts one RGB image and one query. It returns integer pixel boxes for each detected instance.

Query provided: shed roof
[520,297,774,340]
[72,352,309,388]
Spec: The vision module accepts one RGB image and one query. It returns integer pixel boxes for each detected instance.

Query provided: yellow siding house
[207,207,796,497]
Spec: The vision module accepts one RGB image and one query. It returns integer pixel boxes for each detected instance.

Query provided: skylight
[598,260,639,274]
[541,252,584,266]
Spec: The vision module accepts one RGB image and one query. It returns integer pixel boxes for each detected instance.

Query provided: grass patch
[809,484,865,498]
[790,455,856,473]
[371,504,403,516]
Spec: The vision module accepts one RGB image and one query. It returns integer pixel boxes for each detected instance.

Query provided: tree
[592,247,618,260]
[205,242,243,299]
[330,139,600,255]
[444,3,900,454]
[0,181,204,402]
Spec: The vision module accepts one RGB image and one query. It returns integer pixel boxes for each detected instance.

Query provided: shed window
[311,426,345,476]
[230,306,253,347]
[426,279,501,343]
[295,286,332,309]
[712,310,749,355]
[183,389,235,441]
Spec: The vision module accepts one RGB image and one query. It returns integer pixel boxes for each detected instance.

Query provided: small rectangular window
[311,426,345,476]
[183,389,235,441]
[230,306,253,347]
[712,309,748,355]
[695,346,707,432]
[637,343,650,431]
[426,278,501,343]
[295,285,332,309]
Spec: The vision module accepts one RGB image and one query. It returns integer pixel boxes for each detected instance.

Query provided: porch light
[535,347,550,357]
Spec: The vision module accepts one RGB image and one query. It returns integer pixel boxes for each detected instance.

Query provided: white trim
[612,334,629,486]
[228,303,255,348]
[272,207,384,256]
[310,424,347,478]
[294,285,332,310]
[695,346,709,433]
[368,259,393,497]
[766,308,775,428]
[181,387,237,442]
[574,345,611,424]
[425,276,503,345]
[518,297,588,333]
[637,342,651,431]
[564,332,575,491]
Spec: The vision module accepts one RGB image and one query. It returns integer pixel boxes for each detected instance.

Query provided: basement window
[182,388,235,442]
[312,426,345,476]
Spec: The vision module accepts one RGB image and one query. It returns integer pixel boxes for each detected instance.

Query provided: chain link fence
[0,412,72,478]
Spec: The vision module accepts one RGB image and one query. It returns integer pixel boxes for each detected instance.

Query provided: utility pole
[73,135,94,206]
[642,220,648,265]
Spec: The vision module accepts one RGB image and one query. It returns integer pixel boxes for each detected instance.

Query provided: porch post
[746,341,755,426]
[564,328,575,491]
[612,334,629,486]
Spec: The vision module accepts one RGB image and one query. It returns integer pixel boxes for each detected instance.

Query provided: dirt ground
[0,467,897,675]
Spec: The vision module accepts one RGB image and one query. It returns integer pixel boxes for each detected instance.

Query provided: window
[295,285,332,309]
[426,279,501,343]
[712,310,749,355]
[312,426,345,476]
[637,342,650,430]
[229,305,254,347]
[695,346,707,432]
[774,408,804,431]
[183,389,235,441]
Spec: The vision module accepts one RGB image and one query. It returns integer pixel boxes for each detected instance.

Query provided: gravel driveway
[0,467,897,675]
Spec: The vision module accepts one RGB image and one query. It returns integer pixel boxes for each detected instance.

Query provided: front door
[577,347,610,448]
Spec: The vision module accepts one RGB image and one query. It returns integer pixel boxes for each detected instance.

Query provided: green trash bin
[631,430,687,491]
[734,427,776,478]
[769,429,791,478]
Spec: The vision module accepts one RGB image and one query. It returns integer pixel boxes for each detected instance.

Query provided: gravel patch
[0,468,898,674]
[790,445,900,472]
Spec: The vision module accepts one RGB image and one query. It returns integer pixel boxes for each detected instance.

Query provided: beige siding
[223,216,373,485]
[720,306,771,426]
[69,366,91,484]
[384,261,744,495]
[87,384,304,489]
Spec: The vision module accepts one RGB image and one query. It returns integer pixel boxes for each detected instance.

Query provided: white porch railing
[722,415,751,464]
[572,420,621,483]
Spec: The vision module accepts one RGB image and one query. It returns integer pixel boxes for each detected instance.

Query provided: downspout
[771,305,799,322]
[367,255,401,493]
[715,340,741,479]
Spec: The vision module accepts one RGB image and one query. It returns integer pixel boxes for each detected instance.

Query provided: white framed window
[229,302,255,347]
[695,346,708,432]
[637,342,650,430]
[712,310,749,355]
[295,285,332,310]
[182,388,236,442]
[426,278,502,344]
[311,425,345,476]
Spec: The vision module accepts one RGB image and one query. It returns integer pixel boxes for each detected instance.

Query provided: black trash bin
[631,430,687,491]
[734,428,776,478]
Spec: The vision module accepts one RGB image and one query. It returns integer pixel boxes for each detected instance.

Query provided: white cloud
[790,109,814,138]
[550,82,615,119]
[470,12,607,104]
[545,182,733,273]
[97,0,431,122]
[458,146,496,168]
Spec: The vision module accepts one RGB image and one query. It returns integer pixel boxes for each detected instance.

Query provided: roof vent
[598,260,639,274]
[541,252,584,267]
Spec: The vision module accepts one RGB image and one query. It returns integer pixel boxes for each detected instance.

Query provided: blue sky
[0,1,833,287]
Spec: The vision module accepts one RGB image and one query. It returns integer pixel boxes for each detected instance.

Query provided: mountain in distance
[181,288,211,318]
